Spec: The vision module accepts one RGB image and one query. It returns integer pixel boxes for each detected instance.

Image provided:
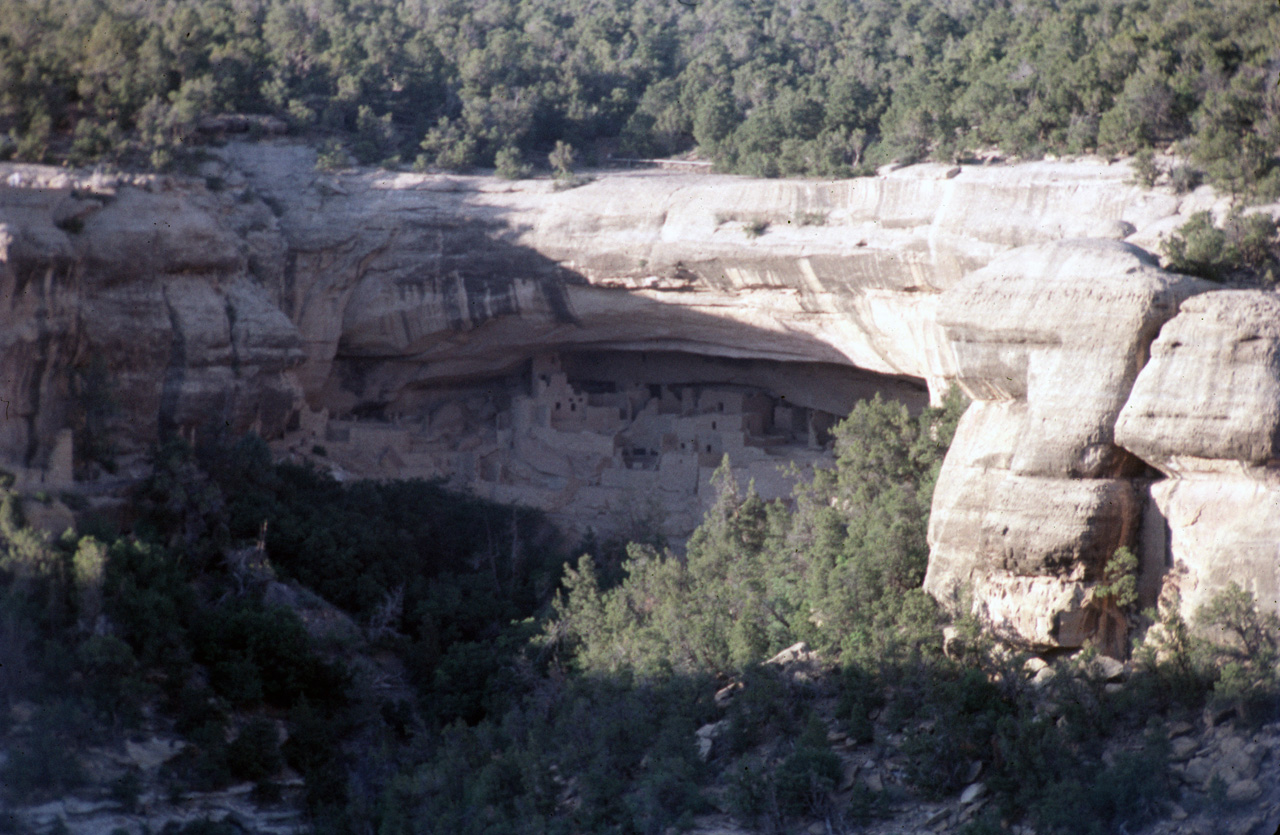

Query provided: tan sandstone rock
[219,143,1188,411]
[1116,291,1280,622]
[5,149,1263,635]
[1116,291,1280,474]
[0,182,305,475]
[925,240,1208,649]
[2,147,1199,476]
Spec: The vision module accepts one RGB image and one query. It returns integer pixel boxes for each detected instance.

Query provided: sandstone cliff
[0,176,303,481]
[923,241,1210,651]
[1,143,1274,646]
[1116,291,1280,625]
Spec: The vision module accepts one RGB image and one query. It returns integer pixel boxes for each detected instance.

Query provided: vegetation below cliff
[1,0,1278,198]
[2,392,1279,835]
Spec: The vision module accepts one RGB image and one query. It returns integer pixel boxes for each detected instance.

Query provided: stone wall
[279,351,842,544]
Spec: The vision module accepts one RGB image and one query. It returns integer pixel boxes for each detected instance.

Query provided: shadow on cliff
[325,187,929,414]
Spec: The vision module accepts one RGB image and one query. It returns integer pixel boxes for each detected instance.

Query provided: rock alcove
[4,142,1279,650]
[284,348,928,544]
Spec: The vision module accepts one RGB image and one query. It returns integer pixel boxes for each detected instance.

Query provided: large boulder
[1116,291,1280,622]
[1116,291,1280,473]
[925,240,1208,649]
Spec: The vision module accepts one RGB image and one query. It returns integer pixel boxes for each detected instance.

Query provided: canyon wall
[1,143,1275,646]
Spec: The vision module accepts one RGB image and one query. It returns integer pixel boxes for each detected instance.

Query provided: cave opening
[296,347,928,544]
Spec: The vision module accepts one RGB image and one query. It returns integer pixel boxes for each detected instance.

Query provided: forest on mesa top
[1,0,1278,194]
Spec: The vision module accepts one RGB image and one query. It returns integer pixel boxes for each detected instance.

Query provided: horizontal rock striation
[6,143,1279,647]
[924,240,1209,650]
[219,145,1184,415]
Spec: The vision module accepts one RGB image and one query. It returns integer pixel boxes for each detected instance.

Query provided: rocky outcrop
[924,241,1210,650]
[1116,291,1280,623]
[1,147,1190,480]
[1116,291,1280,472]
[925,240,1280,651]
[0,178,303,481]
[5,144,1279,646]
[218,145,1186,415]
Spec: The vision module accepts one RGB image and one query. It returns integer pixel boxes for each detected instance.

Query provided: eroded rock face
[924,241,1209,649]
[1116,291,1280,623]
[220,145,1184,414]
[2,147,1188,480]
[6,145,1278,646]
[0,182,303,480]
[1116,291,1280,473]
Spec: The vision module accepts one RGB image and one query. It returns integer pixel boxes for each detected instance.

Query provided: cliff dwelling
[7,149,1273,649]
[277,350,928,545]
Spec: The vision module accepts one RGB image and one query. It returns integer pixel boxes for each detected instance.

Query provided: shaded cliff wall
[3,143,1274,646]
[0,177,303,480]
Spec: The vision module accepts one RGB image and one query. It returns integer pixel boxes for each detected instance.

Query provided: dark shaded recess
[3,246,78,468]
[561,350,929,417]
[156,285,187,439]
[387,218,582,331]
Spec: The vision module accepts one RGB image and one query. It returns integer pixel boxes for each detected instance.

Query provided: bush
[194,602,349,710]
[726,756,778,825]
[166,720,233,791]
[494,146,531,179]
[723,664,807,756]
[1169,165,1201,194]
[1162,210,1280,284]
[1130,149,1159,188]
[1091,545,1139,648]
[1196,583,1280,723]
[315,140,351,172]
[835,663,883,744]
[1027,731,1171,835]
[77,634,149,723]
[418,118,477,172]
[903,665,1011,797]
[549,140,576,179]
[773,716,841,818]
[1163,213,1225,278]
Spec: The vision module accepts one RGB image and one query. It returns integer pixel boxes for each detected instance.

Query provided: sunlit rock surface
[4,144,1278,639]
[1116,291,1280,624]
[924,240,1209,650]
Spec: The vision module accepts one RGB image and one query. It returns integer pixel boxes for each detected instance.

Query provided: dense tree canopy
[547,389,969,678]
[5,386,1279,834]
[1,0,1277,194]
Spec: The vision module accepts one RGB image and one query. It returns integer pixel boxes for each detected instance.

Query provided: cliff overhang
[2,142,1275,646]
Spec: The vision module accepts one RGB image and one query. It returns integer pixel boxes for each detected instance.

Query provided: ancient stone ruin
[3,143,1278,650]
[280,350,918,543]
